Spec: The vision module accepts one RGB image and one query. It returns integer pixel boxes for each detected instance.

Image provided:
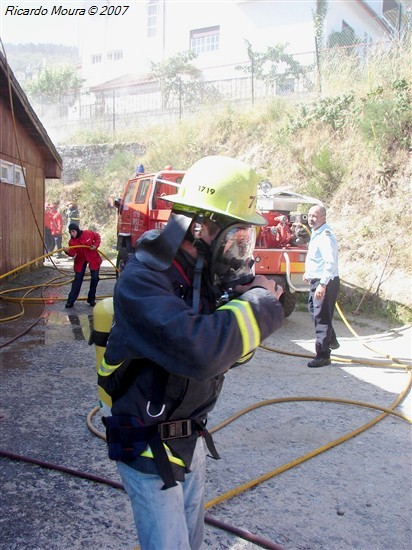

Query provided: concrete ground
[0,262,411,550]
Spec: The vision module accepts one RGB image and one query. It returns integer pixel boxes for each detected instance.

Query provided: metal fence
[37,31,409,142]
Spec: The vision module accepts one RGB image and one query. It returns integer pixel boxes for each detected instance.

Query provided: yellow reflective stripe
[236,351,254,364]
[98,357,123,377]
[218,299,260,356]
[140,444,186,467]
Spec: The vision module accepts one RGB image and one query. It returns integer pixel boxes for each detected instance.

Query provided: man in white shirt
[303,205,340,368]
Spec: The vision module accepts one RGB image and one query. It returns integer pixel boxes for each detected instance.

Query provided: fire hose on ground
[0,250,411,548]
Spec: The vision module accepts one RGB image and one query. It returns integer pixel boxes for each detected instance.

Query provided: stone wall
[57,142,144,184]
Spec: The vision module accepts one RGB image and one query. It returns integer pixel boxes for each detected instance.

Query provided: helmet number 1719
[198,186,216,195]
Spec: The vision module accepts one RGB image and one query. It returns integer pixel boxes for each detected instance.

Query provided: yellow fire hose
[85,367,411,550]
[2,251,411,547]
[0,246,118,282]
[85,294,411,542]
[0,248,118,322]
[87,356,411,510]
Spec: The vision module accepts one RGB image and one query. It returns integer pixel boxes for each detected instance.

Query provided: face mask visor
[210,224,256,290]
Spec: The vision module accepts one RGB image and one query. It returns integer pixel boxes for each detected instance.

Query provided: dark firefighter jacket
[98,249,284,484]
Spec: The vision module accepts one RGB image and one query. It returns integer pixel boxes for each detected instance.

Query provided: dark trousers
[308,277,340,358]
[67,262,100,305]
[45,228,54,253]
[53,234,63,255]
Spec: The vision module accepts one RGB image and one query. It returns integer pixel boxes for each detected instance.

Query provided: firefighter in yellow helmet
[98,156,284,550]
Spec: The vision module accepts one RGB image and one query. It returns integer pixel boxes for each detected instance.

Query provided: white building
[78,0,404,88]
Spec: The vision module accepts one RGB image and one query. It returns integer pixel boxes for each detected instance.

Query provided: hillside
[3,43,79,78]
[47,47,412,322]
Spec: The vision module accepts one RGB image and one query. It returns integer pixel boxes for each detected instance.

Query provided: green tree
[236,40,313,102]
[149,51,220,113]
[25,65,84,114]
[313,0,328,48]
[313,0,328,93]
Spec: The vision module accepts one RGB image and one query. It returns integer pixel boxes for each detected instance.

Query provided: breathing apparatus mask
[190,213,256,294]
[209,223,256,290]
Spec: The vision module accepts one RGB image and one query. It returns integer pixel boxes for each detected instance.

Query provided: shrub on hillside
[357,79,411,154]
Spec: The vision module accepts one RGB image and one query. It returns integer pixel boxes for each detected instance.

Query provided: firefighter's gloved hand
[234,275,283,301]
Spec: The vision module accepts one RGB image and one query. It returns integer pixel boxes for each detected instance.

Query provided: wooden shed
[0,51,62,277]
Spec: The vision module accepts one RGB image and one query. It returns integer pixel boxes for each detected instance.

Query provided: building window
[107,50,123,62]
[190,26,220,55]
[277,78,295,95]
[14,165,26,186]
[1,160,26,187]
[148,0,158,38]
[91,54,102,64]
[1,160,13,183]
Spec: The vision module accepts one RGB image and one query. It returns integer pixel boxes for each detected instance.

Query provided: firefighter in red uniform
[274,214,291,247]
[63,223,102,308]
[44,203,54,253]
[50,202,64,257]
[97,156,285,550]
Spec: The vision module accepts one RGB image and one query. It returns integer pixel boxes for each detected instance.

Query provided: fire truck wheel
[280,287,296,318]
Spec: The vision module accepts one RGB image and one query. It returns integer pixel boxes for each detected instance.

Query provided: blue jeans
[67,262,100,304]
[117,437,206,550]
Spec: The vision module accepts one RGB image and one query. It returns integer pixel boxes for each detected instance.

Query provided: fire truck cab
[114,168,185,271]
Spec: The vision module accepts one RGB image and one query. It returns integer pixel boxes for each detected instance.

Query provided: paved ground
[0,261,411,550]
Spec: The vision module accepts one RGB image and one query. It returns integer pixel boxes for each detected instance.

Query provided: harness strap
[88,329,109,347]
[103,416,219,489]
[194,420,220,460]
[148,429,178,490]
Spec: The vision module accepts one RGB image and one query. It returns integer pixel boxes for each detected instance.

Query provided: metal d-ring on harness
[146,401,166,418]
